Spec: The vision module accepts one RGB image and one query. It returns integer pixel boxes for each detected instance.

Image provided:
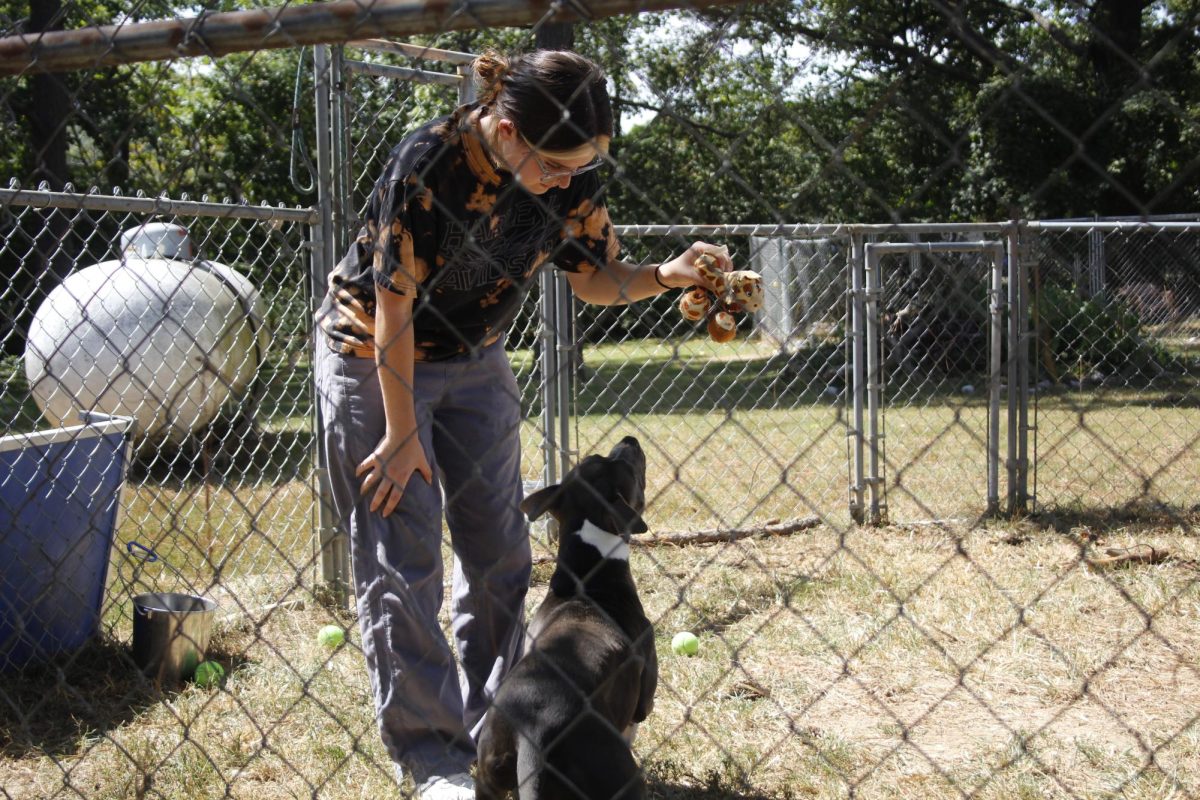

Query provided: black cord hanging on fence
[290,47,316,195]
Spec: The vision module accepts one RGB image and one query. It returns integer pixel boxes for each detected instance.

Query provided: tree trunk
[1087,0,1150,214]
[20,0,77,360]
[28,0,71,190]
[1088,0,1147,98]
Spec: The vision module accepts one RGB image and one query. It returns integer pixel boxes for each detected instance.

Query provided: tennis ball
[671,631,699,656]
[317,624,345,648]
[193,660,224,688]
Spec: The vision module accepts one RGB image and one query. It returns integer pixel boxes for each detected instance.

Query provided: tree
[593,0,1199,223]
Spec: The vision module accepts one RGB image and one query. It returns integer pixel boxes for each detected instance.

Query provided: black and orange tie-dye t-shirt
[316,107,620,362]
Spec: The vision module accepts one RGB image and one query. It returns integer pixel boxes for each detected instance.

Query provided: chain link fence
[1026,220,1200,514]
[0,185,319,627]
[2,2,1199,799]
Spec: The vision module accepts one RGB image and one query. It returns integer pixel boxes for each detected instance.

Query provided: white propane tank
[23,225,269,443]
[120,222,196,261]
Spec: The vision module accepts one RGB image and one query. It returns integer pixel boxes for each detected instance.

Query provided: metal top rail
[1037,213,1200,223]
[0,0,742,75]
[616,220,1200,238]
[1026,220,1200,232]
[344,59,463,87]
[0,187,319,223]
[613,222,1013,237]
[866,240,1005,254]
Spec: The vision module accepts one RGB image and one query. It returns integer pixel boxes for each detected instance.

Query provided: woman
[314,49,731,799]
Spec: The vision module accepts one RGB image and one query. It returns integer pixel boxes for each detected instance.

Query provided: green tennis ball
[193,660,225,688]
[671,631,699,656]
[317,624,345,648]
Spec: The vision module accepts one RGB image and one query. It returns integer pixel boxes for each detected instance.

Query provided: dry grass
[4,510,1197,799]
[635,520,1200,798]
[3,338,1197,798]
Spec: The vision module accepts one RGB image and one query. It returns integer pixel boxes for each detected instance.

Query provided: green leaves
[1,1,1195,220]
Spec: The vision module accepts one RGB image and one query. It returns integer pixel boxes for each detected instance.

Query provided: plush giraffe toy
[677,253,765,342]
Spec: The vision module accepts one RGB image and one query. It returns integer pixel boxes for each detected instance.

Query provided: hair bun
[472,50,510,105]
[471,49,613,148]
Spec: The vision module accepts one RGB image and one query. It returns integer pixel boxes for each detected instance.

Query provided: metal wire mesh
[1028,221,1200,514]
[580,230,853,531]
[0,189,318,657]
[0,2,1198,799]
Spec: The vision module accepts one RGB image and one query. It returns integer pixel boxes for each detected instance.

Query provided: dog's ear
[610,497,649,535]
[520,484,562,521]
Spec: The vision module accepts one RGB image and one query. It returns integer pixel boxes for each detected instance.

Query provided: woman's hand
[356,433,433,517]
[655,241,734,292]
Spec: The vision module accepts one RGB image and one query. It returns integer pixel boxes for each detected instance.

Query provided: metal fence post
[555,270,575,482]
[537,269,561,540]
[1004,221,1021,515]
[311,45,350,604]
[538,270,559,482]
[1015,223,1032,512]
[330,45,353,255]
[848,233,866,524]
[1088,225,1106,298]
[987,242,1004,516]
[864,244,886,525]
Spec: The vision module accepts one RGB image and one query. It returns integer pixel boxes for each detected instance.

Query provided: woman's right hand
[656,241,734,291]
[356,433,433,517]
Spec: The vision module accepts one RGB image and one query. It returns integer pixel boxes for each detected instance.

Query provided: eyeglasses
[519,133,605,181]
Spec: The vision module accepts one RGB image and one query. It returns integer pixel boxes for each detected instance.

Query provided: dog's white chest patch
[576,520,630,561]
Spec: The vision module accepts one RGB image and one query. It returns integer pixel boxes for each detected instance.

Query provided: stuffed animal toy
[677,253,764,343]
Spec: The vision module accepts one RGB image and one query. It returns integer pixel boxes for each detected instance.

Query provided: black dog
[476,436,658,800]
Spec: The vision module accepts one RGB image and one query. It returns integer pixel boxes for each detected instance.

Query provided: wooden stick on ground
[532,516,822,564]
[1085,544,1172,569]
[633,516,823,547]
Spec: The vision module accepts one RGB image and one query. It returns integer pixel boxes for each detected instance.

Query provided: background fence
[1027,220,1200,514]
[0,186,320,642]
[2,2,1199,799]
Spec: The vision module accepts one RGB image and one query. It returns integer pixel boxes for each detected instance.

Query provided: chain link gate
[857,233,1009,525]
[578,224,1019,531]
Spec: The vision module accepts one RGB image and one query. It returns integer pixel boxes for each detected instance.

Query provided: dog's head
[520,436,647,540]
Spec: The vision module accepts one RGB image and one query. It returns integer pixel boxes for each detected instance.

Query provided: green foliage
[4,2,1199,220]
[1036,284,1173,380]
[595,1,1199,223]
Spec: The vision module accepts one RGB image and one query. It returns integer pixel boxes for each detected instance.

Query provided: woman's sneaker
[417,772,474,800]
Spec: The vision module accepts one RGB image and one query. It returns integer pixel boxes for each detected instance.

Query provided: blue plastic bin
[0,417,132,671]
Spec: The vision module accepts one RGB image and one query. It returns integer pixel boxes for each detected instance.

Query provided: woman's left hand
[655,241,734,292]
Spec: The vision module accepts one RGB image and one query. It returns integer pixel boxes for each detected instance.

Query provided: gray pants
[314,340,532,785]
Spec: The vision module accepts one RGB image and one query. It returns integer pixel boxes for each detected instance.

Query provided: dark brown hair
[473,50,613,152]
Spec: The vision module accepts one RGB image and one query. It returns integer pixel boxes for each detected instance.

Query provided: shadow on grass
[647,779,784,799]
[646,762,791,799]
[0,636,248,758]
[130,428,314,486]
[691,574,819,637]
[1032,502,1200,535]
